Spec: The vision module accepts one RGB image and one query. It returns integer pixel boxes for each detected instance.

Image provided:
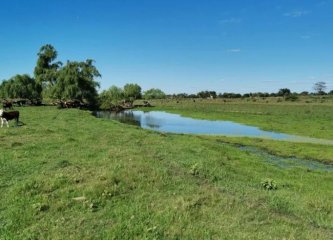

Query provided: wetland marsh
[1,99,333,239]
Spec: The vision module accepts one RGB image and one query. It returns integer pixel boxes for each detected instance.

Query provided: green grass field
[142,97,333,163]
[0,103,332,239]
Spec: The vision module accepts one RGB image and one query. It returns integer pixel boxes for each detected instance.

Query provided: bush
[285,94,298,101]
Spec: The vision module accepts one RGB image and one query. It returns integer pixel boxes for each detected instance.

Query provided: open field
[0,105,332,239]
[140,97,333,163]
[145,96,333,140]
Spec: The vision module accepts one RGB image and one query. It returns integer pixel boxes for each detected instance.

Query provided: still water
[94,110,333,145]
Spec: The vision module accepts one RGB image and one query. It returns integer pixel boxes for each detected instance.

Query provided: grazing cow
[0,109,19,127]
[2,100,13,110]
[13,99,27,107]
[64,100,81,108]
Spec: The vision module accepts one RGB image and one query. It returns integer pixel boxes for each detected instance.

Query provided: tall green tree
[34,44,62,87]
[123,83,142,102]
[99,86,124,109]
[52,59,100,105]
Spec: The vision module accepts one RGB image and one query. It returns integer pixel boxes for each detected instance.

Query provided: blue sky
[0,0,332,94]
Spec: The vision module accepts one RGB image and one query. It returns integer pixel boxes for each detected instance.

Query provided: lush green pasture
[0,107,332,239]
[140,97,333,163]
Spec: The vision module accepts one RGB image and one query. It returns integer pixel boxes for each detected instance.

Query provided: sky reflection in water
[95,110,300,140]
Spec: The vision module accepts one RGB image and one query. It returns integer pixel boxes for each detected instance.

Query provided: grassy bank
[0,107,332,239]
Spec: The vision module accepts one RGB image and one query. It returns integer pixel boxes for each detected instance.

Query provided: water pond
[94,110,333,145]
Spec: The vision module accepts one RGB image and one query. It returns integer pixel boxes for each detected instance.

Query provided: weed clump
[189,163,200,176]
[261,178,278,190]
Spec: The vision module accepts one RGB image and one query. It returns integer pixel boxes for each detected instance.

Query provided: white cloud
[284,10,309,17]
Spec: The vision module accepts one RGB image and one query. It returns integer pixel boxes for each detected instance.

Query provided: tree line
[0,44,101,107]
[0,44,332,109]
[169,84,332,100]
[0,44,167,109]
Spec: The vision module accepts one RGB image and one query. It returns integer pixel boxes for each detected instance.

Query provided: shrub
[285,94,298,101]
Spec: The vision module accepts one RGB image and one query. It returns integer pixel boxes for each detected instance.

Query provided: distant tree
[188,94,198,98]
[300,91,309,96]
[258,92,269,97]
[329,90,333,95]
[123,83,142,102]
[143,88,166,100]
[277,88,291,97]
[52,59,100,105]
[197,91,208,98]
[313,81,327,95]
[197,91,216,99]
[99,86,124,109]
[175,93,188,98]
[220,92,241,98]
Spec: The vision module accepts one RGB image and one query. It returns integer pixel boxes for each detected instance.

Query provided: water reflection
[94,110,333,145]
[94,111,141,127]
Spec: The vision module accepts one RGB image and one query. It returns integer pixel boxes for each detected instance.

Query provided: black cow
[0,109,19,127]
[2,100,13,110]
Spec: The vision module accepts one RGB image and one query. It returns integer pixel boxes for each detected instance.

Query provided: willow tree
[0,80,12,99]
[52,59,100,105]
[0,74,42,100]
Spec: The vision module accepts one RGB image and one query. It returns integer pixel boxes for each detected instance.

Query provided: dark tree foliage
[313,81,327,95]
[277,88,291,97]
[219,92,242,98]
[197,91,217,98]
